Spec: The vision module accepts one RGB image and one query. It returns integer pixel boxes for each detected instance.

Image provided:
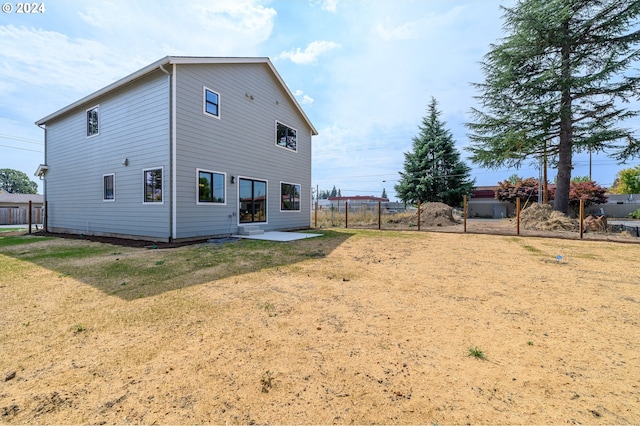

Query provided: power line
[0,133,43,145]
[0,144,43,153]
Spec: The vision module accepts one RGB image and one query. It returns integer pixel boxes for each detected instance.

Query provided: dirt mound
[520,203,578,231]
[394,202,459,227]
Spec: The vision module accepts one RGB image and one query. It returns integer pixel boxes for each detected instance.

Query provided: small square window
[281,182,301,211]
[144,168,163,203]
[103,174,115,201]
[204,88,220,118]
[198,170,225,204]
[87,106,99,137]
[276,121,297,152]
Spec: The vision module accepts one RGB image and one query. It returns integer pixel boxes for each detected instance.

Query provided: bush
[629,208,640,219]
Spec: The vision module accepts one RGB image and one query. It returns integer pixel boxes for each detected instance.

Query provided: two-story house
[35,56,317,242]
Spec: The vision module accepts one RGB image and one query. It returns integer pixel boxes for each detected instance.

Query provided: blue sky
[1,0,636,199]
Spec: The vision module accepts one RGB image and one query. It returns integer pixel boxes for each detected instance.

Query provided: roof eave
[34,56,318,136]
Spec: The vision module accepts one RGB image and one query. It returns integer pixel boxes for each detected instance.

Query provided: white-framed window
[143,167,163,203]
[276,121,297,152]
[280,182,301,211]
[203,87,220,118]
[103,173,115,201]
[87,105,99,137]
[197,169,226,204]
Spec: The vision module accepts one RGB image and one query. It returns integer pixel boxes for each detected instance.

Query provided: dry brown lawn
[1,229,639,424]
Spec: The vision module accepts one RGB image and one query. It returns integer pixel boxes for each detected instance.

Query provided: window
[87,106,99,137]
[281,182,301,211]
[103,174,115,201]
[198,170,225,204]
[276,121,297,152]
[144,168,163,203]
[204,87,220,118]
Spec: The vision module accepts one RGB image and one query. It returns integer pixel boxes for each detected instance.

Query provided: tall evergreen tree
[395,98,475,206]
[467,0,640,214]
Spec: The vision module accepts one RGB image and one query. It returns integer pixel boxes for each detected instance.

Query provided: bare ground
[1,229,639,424]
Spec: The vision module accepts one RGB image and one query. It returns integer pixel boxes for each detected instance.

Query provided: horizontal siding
[44,71,172,240]
[174,63,313,238]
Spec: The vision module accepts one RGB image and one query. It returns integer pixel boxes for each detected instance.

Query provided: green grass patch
[468,346,486,360]
[0,235,53,247]
[521,244,543,254]
[508,237,546,256]
[0,229,351,300]
[0,228,26,233]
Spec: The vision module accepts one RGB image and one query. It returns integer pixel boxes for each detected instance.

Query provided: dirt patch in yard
[1,229,639,424]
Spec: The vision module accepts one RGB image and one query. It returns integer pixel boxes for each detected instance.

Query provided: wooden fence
[0,207,44,225]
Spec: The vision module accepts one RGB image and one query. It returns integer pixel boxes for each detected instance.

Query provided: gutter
[171,64,177,241]
[159,63,177,241]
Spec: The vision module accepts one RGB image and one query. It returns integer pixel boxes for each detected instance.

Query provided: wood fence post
[516,198,521,235]
[345,201,348,229]
[378,201,381,230]
[417,200,421,231]
[463,195,467,233]
[28,200,32,234]
[579,199,585,239]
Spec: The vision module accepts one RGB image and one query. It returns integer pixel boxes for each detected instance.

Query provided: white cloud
[0,25,123,95]
[294,89,314,105]
[311,0,339,13]
[187,0,276,41]
[77,1,119,28]
[375,6,467,41]
[276,40,341,65]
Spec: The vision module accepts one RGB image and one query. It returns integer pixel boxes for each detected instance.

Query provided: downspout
[159,63,177,241]
[37,123,47,232]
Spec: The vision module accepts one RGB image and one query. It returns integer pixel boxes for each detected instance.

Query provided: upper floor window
[144,168,163,203]
[204,87,220,118]
[276,121,297,152]
[103,173,115,201]
[281,182,301,211]
[87,105,99,137]
[198,169,226,204]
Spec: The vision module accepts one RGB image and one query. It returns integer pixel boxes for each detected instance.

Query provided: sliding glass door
[239,178,267,223]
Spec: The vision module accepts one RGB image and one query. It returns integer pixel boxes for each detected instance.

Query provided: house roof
[35,56,318,135]
[0,193,43,204]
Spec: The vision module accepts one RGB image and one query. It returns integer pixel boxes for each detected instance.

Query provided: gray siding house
[35,56,317,242]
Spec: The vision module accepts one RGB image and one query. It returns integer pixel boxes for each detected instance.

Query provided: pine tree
[395,98,475,206]
[381,188,388,199]
[467,0,640,214]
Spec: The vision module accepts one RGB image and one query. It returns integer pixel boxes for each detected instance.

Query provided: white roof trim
[35,164,48,177]
[35,56,317,135]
